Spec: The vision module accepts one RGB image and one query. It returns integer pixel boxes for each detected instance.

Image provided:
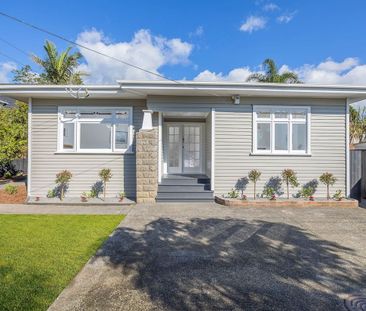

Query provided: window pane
[275,123,288,150]
[80,123,111,149]
[257,123,270,150]
[63,123,74,149]
[292,111,306,120]
[292,123,307,151]
[115,124,129,149]
[256,111,270,119]
[274,112,289,119]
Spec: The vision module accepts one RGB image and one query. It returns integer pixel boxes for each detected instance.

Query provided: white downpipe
[158,112,162,183]
[211,108,215,192]
[346,98,350,197]
[27,97,32,197]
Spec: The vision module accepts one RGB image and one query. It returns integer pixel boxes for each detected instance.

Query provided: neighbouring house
[1,81,365,203]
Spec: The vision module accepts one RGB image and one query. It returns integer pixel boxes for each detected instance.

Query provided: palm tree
[32,41,85,84]
[247,58,301,84]
[350,106,366,144]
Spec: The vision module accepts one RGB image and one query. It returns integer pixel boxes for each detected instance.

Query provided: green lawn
[0,214,124,311]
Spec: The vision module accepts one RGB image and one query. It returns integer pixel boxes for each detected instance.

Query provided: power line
[0,11,181,84]
[0,11,220,97]
[0,50,26,66]
[0,36,30,56]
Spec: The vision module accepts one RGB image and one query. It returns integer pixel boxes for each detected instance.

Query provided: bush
[47,189,56,198]
[281,169,299,199]
[4,184,18,195]
[299,186,315,200]
[248,169,261,200]
[319,172,337,200]
[0,160,16,178]
[227,188,239,199]
[99,168,112,200]
[55,170,72,201]
[333,190,344,201]
[263,186,276,200]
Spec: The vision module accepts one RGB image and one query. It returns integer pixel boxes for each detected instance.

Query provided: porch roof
[1,81,366,103]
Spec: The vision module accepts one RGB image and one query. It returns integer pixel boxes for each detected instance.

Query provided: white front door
[166,123,204,174]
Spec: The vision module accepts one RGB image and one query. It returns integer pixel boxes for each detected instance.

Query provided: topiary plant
[99,168,112,200]
[319,172,337,200]
[55,170,72,201]
[248,169,261,200]
[281,169,299,199]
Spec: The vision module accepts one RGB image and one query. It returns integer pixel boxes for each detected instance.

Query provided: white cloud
[277,11,297,23]
[240,16,267,33]
[76,28,193,83]
[263,3,279,11]
[189,26,204,37]
[194,57,366,86]
[0,62,16,83]
[194,67,255,82]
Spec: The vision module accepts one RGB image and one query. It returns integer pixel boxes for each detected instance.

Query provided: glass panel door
[183,125,202,173]
[167,125,183,174]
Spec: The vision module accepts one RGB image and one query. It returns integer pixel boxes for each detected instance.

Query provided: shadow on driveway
[91,218,365,310]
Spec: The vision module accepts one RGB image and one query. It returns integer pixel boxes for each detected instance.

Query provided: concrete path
[48,203,366,311]
[0,204,132,214]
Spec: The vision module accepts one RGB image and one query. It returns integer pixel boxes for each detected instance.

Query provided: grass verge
[0,214,124,311]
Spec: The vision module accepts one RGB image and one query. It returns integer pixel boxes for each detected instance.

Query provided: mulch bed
[0,185,27,204]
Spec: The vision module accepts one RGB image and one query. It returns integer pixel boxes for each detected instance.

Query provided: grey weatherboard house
[2,81,366,202]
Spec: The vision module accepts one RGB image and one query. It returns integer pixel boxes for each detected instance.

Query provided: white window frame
[252,105,311,155]
[57,106,133,154]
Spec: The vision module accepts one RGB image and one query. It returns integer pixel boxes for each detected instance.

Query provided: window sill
[250,152,312,157]
[54,151,134,155]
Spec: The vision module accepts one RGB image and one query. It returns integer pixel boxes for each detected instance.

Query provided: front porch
[136,109,214,203]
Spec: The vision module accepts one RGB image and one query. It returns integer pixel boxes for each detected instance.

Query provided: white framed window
[253,106,311,155]
[57,107,133,153]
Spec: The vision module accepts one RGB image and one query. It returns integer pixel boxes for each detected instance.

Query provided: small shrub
[47,189,56,198]
[333,190,344,201]
[248,169,261,200]
[118,191,125,201]
[263,186,276,200]
[281,169,299,199]
[299,186,315,200]
[227,188,239,199]
[235,177,249,198]
[4,171,12,179]
[4,184,17,195]
[319,172,337,200]
[99,168,112,200]
[55,170,72,201]
[0,160,16,177]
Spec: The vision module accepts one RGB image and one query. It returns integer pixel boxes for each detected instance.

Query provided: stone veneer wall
[136,129,158,203]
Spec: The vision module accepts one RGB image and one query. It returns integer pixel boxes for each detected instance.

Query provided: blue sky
[0,0,366,84]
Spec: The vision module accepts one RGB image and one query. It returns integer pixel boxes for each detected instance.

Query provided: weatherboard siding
[30,98,146,198]
[214,98,347,198]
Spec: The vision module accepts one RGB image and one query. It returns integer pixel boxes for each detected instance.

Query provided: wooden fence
[350,150,366,200]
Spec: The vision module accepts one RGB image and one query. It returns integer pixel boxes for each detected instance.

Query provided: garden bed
[215,196,359,208]
[0,185,27,204]
[27,196,135,205]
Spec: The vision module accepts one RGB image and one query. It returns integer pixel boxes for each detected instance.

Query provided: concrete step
[158,184,210,192]
[156,191,214,200]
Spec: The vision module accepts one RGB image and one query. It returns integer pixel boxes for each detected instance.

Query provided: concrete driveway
[49,203,366,311]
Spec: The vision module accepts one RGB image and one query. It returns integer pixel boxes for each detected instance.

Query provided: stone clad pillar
[136,128,158,203]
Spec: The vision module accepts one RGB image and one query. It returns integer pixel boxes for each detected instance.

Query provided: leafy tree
[99,168,112,200]
[247,58,301,84]
[319,172,337,200]
[12,40,85,85]
[12,65,40,84]
[248,169,261,199]
[350,106,366,144]
[0,101,28,163]
[281,169,299,199]
[55,170,72,201]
